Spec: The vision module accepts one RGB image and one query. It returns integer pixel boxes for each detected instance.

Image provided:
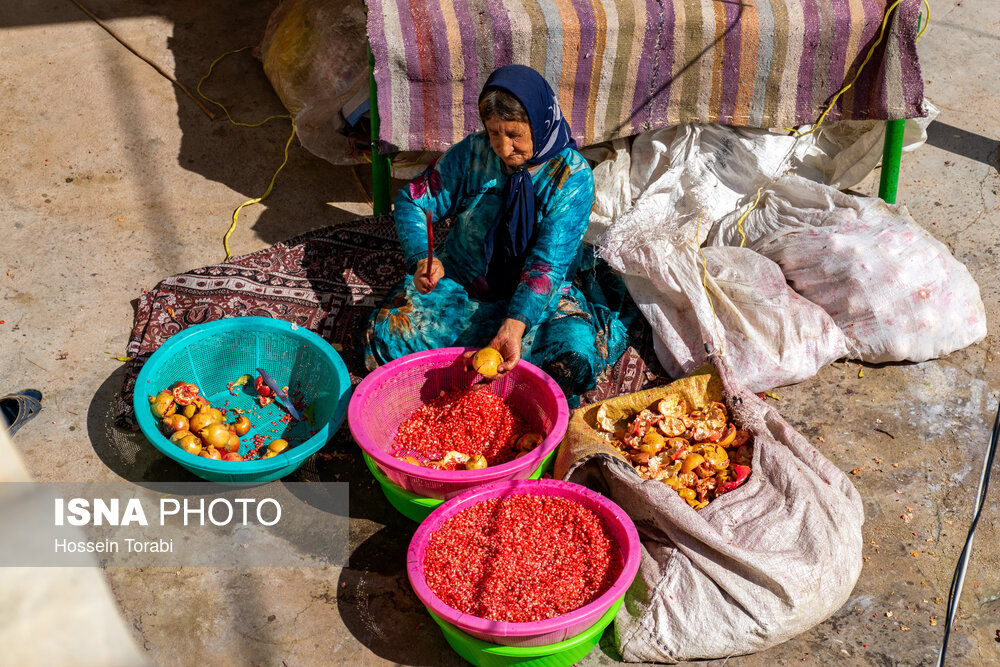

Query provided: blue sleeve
[507,154,594,329]
[393,137,473,272]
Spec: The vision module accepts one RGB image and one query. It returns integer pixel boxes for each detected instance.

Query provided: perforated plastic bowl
[133,317,351,483]
[362,448,557,523]
[407,478,641,647]
[348,348,570,500]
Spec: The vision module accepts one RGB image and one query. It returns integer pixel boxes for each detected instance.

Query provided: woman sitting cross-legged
[363,64,632,405]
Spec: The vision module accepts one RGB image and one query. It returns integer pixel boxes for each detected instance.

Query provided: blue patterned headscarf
[478,65,576,300]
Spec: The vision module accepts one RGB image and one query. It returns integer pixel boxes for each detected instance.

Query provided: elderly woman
[363,65,630,403]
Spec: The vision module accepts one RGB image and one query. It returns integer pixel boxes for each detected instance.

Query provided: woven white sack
[598,204,848,393]
[707,174,988,363]
[563,356,864,662]
[618,274,702,380]
[791,99,940,190]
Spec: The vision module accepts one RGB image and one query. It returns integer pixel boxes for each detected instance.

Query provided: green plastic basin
[428,597,623,667]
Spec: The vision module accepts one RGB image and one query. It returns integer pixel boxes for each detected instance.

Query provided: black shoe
[0,389,43,436]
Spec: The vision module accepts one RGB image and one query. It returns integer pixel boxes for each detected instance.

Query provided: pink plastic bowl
[407,478,641,647]
[348,348,570,500]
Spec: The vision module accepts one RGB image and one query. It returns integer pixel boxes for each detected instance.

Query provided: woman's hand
[413,257,445,294]
[490,319,527,375]
[464,318,527,377]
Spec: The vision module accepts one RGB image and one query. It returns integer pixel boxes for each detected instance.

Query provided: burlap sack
[555,356,864,662]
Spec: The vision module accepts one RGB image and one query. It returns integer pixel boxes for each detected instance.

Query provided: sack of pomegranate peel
[554,356,863,662]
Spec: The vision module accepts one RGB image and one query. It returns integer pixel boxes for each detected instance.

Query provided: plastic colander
[361,448,557,523]
[348,348,570,500]
[133,316,351,483]
[407,478,641,647]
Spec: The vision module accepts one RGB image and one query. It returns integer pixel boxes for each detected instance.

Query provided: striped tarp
[365,0,924,152]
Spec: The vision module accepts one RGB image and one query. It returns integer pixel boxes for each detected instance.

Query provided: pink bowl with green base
[407,478,641,647]
[348,348,570,500]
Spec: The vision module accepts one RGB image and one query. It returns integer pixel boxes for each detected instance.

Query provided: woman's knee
[363,287,426,365]
[540,347,602,397]
[363,278,475,366]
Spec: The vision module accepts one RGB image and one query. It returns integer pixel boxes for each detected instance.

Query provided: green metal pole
[368,45,392,215]
[878,120,905,204]
[878,12,921,204]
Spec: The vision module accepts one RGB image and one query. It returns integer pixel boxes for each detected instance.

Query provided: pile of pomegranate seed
[423,494,621,622]
[394,387,527,468]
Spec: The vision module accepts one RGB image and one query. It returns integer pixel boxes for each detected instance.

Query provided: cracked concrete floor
[2,0,999,665]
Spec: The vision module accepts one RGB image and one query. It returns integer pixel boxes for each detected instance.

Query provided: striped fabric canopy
[366,0,924,152]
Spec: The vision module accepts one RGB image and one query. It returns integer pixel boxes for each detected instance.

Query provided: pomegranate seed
[393,387,528,469]
[423,495,621,622]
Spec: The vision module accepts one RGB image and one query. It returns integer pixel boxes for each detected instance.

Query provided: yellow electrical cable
[196,46,297,260]
[695,210,725,357]
[222,121,297,260]
[788,0,930,133]
[197,46,292,128]
[735,187,762,248]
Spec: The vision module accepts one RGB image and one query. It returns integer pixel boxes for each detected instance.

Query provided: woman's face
[484,118,533,169]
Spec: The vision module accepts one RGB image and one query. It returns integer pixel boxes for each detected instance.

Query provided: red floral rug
[115,215,667,431]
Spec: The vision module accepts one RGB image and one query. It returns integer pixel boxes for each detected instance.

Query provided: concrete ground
[2,0,998,665]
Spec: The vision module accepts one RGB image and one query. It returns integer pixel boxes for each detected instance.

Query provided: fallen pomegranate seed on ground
[423,494,621,622]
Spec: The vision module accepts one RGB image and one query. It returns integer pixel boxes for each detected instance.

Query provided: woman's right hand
[463,318,526,377]
[413,257,445,294]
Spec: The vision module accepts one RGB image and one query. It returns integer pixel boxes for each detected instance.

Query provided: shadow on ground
[925,121,1000,171]
[283,423,420,525]
[88,365,204,483]
[336,525,466,666]
[2,0,375,246]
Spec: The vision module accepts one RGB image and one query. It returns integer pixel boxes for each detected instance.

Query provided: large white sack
[620,274,702,379]
[563,356,865,662]
[707,175,988,363]
[589,105,938,228]
[622,104,938,205]
[627,125,795,227]
[792,99,940,190]
[600,213,848,392]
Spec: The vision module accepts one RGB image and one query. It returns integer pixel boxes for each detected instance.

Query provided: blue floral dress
[362,132,630,403]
